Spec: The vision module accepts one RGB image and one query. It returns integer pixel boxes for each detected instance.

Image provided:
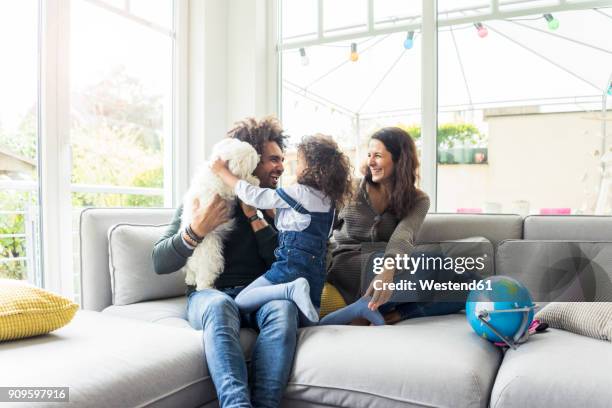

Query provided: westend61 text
[372,279,493,292]
[372,254,487,275]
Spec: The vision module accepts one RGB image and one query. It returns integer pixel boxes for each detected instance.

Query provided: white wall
[188,0,227,177]
[187,0,275,183]
[227,0,273,123]
[437,164,490,212]
[488,110,605,213]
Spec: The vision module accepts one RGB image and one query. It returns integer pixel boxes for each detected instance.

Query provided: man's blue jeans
[187,288,299,408]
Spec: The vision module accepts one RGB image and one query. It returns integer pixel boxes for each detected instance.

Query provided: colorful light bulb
[350,43,359,62]
[544,14,559,30]
[608,83,612,96]
[299,48,309,66]
[474,22,488,38]
[403,31,415,49]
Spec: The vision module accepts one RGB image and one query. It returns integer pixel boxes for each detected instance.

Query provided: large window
[0,0,42,284]
[0,1,179,300]
[280,0,422,184]
[69,0,175,301]
[279,0,612,215]
[70,0,173,208]
[436,2,612,215]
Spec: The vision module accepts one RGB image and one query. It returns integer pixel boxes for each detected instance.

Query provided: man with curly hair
[153,116,296,408]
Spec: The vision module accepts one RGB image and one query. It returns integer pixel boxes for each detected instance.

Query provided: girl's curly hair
[297,135,353,209]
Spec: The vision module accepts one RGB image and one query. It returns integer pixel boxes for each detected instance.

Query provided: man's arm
[152,206,193,275]
[152,195,230,274]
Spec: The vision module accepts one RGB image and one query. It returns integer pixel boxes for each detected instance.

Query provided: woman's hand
[365,267,395,310]
[210,157,228,175]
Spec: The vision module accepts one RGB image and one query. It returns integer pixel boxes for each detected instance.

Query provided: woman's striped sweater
[327,178,431,303]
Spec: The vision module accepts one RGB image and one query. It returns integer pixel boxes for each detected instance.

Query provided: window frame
[276,0,612,213]
[38,0,187,297]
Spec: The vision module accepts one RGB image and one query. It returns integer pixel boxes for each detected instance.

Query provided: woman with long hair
[321,126,459,325]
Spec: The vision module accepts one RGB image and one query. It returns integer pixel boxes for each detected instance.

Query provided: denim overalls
[263,188,335,308]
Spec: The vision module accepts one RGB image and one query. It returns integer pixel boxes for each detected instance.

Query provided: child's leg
[235,276,320,322]
[318,296,385,326]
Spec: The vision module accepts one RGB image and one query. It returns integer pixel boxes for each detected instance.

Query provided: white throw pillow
[536,302,612,342]
[108,224,186,306]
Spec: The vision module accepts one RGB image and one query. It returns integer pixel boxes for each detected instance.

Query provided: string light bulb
[474,22,488,38]
[543,14,559,30]
[403,31,415,49]
[299,48,309,66]
[350,43,359,62]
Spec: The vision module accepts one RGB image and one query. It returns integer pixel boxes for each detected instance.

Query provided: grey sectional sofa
[2,209,611,408]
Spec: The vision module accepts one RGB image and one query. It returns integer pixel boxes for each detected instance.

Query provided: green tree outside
[1,67,166,279]
[398,123,486,149]
[397,123,487,164]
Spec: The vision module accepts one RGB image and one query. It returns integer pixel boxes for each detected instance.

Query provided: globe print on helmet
[466,276,536,349]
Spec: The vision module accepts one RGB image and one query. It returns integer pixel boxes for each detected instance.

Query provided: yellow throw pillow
[320,282,347,318]
[0,279,78,342]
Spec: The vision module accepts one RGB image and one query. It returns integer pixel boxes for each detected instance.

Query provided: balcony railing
[0,180,164,286]
[0,208,39,285]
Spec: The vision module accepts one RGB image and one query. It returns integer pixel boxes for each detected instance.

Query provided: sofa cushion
[417,214,523,247]
[103,296,190,328]
[108,223,187,306]
[284,314,502,408]
[80,208,175,311]
[524,215,612,240]
[0,311,213,407]
[496,240,612,302]
[102,297,258,358]
[535,302,612,342]
[0,279,78,341]
[490,328,612,408]
[420,236,495,277]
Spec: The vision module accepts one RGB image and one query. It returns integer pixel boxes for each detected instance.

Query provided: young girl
[211,135,352,324]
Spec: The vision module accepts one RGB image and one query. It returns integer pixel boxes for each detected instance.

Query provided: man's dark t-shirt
[152,201,277,293]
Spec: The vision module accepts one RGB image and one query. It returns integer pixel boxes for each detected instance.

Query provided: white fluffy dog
[181,138,260,290]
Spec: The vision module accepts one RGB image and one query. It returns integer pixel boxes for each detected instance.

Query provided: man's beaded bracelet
[182,231,198,248]
[185,224,204,243]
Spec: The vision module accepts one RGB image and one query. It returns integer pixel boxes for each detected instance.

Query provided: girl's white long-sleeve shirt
[234,180,332,232]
